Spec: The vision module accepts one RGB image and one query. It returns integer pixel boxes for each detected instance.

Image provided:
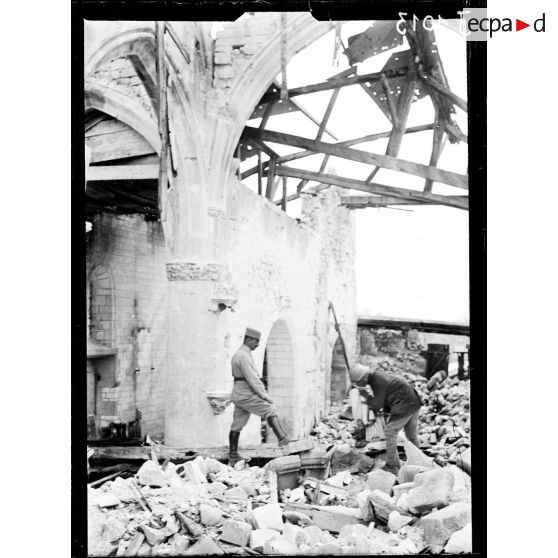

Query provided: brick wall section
[91,57,155,118]
[212,15,279,89]
[86,213,169,437]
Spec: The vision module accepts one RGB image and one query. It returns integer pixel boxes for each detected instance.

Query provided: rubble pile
[399,371,470,467]
[88,442,472,556]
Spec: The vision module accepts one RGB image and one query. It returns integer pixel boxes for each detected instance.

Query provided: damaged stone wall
[219,184,356,445]
[86,213,170,437]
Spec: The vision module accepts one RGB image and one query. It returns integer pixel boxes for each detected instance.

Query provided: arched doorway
[261,319,295,442]
[330,337,349,403]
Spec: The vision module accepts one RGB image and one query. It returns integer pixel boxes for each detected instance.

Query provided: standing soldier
[229,327,296,465]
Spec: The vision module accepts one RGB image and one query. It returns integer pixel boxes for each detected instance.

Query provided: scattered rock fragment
[444,521,472,553]
[407,468,455,513]
[220,519,252,546]
[199,503,223,526]
[185,534,224,555]
[366,469,397,495]
[388,510,413,532]
[250,528,279,550]
[420,501,471,547]
[252,503,284,531]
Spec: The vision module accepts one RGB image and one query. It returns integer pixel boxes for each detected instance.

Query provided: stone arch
[264,318,296,436]
[210,14,333,181]
[87,264,115,348]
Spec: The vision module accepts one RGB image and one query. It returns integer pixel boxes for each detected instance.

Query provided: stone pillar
[164,261,238,447]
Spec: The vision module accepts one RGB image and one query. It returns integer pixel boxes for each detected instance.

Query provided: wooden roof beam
[272,166,468,210]
[244,126,468,189]
[240,124,435,180]
[258,68,408,105]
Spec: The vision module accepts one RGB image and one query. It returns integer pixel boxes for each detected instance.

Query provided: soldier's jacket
[363,369,421,419]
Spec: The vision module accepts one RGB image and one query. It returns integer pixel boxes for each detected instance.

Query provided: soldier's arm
[239,355,271,401]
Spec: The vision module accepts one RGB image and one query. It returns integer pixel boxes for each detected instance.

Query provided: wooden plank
[86,128,155,163]
[380,74,399,126]
[281,176,287,210]
[88,164,159,181]
[128,54,158,111]
[156,21,168,222]
[246,127,468,189]
[91,444,289,462]
[259,68,408,105]
[282,502,365,533]
[273,166,468,210]
[419,71,467,112]
[280,13,288,100]
[341,195,429,207]
[265,157,277,200]
[165,22,191,64]
[241,124,434,180]
[424,117,446,193]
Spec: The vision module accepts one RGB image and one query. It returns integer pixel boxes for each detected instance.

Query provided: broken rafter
[418,71,467,112]
[380,74,399,127]
[340,195,464,208]
[244,126,468,189]
[265,157,277,200]
[87,164,159,181]
[241,124,434,180]
[258,68,408,105]
[272,166,468,210]
[424,114,446,193]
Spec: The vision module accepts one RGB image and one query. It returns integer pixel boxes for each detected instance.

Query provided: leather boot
[228,430,246,466]
[267,416,297,447]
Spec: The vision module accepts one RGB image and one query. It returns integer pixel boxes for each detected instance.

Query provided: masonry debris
[89,411,471,555]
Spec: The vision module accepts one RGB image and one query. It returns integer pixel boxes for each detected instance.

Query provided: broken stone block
[326,470,352,487]
[205,457,223,474]
[356,489,373,521]
[366,469,397,495]
[225,486,249,500]
[250,529,279,550]
[214,52,232,64]
[252,503,284,531]
[397,464,428,484]
[282,438,314,455]
[367,539,392,554]
[137,460,167,488]
[338,523,367,541]
[396,492,411,512]
[444,522,472,553]
[446,464,472,503]
[169,533,190,554]
[393,482,415,501]
[456,447,471,474]
[388,510,413,532]
[313,542,343,554]
[262,539,298,555]
[220,519,252,546]
[352,535,372,554]
[123,532,145,556]
[185,535,224,555]
[95,493,121,508]
[395,538,419,554]
[407,468,455,513]
[140,524,168,547]
[404,525,428,553]
[192,456,208,476]
[207,481,227,495]
[136,541,152,556]
[420,502,471,547]
[368,489,407,523]
[214,65,234,79]
[238,480,257,497]
[103,517,126,542]
[303,526,323,546]
[288,486,306,503]
[282,523,310,546]
[184,461,207,484]
[234,460,247,471]
[199,503,223,526]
